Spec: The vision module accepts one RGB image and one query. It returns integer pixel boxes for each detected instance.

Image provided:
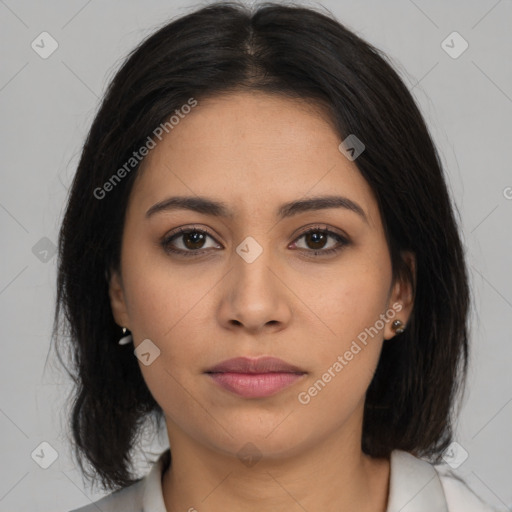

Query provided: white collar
[386,450,448,511]
[142,448,448,511]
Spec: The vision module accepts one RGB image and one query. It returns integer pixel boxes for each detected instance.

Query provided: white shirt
[69,449,498,511]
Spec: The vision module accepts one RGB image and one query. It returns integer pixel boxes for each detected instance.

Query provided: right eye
[161,226,221,257]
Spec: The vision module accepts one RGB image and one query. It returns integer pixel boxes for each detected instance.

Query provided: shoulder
[388,450,499,512]
[68,478,144,512]
[435,467,499,512]
[67,449,170,512]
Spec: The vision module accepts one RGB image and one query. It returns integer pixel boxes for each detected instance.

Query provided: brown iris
[304,231,328,250]
[182,231,207,250]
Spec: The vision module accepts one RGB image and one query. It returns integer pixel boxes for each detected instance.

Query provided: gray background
[0,0,511,510]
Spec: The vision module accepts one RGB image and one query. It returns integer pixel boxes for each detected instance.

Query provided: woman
[54,2,497,511]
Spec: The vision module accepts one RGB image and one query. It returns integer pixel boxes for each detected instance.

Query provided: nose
[217,243,292,334]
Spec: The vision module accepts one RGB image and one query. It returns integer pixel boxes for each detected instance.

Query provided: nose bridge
[233,233,279,299]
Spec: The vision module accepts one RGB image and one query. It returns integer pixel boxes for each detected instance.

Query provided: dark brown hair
[53,0,470,492]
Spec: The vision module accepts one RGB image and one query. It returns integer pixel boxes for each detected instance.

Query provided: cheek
[120,251,206,418]
[120,240,186,334]
[300,252,391,396]
[121,245,218,368]
[306,254,392,344]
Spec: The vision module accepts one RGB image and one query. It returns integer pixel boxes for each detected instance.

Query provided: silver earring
[391,319,406,334]
[118,327,133,345]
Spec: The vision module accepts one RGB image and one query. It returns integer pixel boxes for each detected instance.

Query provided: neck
[161,425,390,512]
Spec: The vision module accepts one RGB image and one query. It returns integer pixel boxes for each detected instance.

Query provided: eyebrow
[145,194,368,224]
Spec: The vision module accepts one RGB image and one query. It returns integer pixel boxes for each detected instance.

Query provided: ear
[108,268,130,329]
[383,251,416,341]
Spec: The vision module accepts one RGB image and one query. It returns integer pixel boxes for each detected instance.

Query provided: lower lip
[206,372,305,398]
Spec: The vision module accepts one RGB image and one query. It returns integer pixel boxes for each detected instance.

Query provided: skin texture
[109,90,415,512]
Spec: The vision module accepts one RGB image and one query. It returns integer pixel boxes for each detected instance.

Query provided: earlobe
[108,268,130,328]
[384,251,416,340]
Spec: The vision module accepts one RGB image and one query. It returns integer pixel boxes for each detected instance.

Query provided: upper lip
[205,356,305,374]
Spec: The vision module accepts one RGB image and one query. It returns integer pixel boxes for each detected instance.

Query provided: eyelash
[160,224,349,258]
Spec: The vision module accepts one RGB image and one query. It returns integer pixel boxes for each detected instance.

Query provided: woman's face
[109,90,414,461]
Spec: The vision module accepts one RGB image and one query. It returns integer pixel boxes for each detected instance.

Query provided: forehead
[130,91,380,228]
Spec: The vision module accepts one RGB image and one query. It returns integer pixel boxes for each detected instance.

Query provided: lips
[205,356,305,374]
[205,356,306,398]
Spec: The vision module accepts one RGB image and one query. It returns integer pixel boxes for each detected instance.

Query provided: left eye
[292,228,348,255]
[161,226,348,257]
